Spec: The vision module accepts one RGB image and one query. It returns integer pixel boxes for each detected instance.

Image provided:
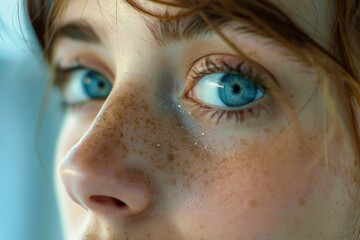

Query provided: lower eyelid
[65,100,106,115]
[182,95,273,125]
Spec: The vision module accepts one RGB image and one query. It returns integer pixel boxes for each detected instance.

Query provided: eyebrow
[145,13,259,47]
[51,14,264,49]
[51,6,305,54]
[52,20,102,45]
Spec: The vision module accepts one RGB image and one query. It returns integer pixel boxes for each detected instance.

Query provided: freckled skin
[54,0,356,240]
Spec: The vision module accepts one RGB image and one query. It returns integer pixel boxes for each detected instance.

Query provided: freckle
[298,196,306,206]
[167,153,175,162]
[204,179,210,186]
[171,178,177,185]
[142,104,149,112]
[267,184,275,192]
[183,182,190,189]
[263,128,272,133]
[248,50,256,57]
[240,139,249,146]
[308,176,314,184]
[248,199,258,208]
[309,136,316,141]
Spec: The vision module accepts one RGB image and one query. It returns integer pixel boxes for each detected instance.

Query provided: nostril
[90,195,127,208]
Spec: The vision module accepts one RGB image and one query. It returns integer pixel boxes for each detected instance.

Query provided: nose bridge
[73,83,151,168]
[59,85,154,217]
[67,99,128,173]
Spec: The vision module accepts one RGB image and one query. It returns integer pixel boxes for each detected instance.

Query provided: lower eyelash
[61,100,86,110]
[183,99,273,124]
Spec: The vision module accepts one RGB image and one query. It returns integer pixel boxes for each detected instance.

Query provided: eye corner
[184,87,195,99]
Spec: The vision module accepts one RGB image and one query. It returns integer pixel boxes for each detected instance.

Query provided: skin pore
[53,0,356,239]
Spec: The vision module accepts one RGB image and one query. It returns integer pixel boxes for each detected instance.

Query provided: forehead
[60,0,333,50]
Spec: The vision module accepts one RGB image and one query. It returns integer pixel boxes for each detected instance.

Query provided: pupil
[98,81,105,89]
[232,84,241,94]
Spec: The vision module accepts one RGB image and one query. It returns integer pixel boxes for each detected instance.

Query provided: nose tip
[59,149,152,218]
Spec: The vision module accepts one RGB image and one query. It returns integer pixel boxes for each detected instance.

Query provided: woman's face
[53,0,355,239]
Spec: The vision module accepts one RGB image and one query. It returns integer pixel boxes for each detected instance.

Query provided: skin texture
[53,0,356,239]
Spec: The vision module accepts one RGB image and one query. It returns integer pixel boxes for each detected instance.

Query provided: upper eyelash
[53,64,90,90]
[53,56,86,86]
[187,57,267,100]
[195,57,245,76]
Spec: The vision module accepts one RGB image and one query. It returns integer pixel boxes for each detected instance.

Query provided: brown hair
[25,0,360,238]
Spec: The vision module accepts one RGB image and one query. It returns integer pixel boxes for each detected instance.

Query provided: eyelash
[184,57,271,124]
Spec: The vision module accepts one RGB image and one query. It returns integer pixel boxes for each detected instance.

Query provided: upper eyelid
[53,57,114,86]
[49,20,105,60]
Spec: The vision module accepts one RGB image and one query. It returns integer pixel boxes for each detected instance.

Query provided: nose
[59,101,153,218]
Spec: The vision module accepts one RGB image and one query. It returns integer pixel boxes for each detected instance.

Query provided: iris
[218,73,259,107]
[82,71,112,99]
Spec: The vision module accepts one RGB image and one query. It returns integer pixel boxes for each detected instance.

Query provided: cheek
[168,126,335,238]
[54,82,347,239]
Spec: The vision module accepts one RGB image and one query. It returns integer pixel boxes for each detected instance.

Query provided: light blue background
[0,0,64,239]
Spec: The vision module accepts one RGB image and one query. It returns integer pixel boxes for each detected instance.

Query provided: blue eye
[62,68,112,105]
[82,71,112,99]
[191,72,265,108]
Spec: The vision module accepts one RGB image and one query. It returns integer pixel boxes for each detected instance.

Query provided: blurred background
[0,0,64,239]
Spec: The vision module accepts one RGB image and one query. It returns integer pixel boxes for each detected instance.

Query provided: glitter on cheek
[168,123,337,238]
[56,69,351,239]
